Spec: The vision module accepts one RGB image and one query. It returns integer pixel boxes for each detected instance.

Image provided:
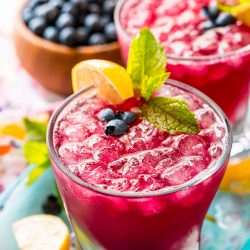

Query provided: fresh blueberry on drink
[105,119,128,136]
[121,111,137,125]
[215,12,236,27]
[97,108,115,122]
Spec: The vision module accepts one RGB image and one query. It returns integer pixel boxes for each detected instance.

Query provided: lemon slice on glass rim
[72,59,134,105]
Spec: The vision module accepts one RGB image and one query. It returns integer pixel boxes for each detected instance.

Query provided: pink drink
[47,80,231,250]
[115,0,250,126]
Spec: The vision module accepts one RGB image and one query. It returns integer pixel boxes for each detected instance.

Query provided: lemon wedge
[233,2,250,27]
[220,157,250,194]
[72,59,134,104]
[12,215,70,250]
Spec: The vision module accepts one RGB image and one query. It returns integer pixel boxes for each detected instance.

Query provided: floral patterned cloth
[0,1,62,193]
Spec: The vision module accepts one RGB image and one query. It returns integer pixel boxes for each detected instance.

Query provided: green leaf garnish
[24,141,50,185]
[127,28,200,134]
[141,72,170,101]
[23,118,50,185]
[24,141,49,166]
[141,97,200,134]
[23,118,47,142]
[26,164,49,185]
[127,28,170,99]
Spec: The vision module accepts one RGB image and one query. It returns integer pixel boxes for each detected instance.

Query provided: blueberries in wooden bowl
[14,0,122,95]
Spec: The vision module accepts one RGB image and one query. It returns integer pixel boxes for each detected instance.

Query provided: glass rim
[114,0,250,61]
[47,79,232,198]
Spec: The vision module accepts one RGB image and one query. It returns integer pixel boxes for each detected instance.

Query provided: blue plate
[0,166,249,250]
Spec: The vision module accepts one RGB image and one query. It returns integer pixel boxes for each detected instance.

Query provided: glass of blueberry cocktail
[48,29,232,249]
[115,0,250,134]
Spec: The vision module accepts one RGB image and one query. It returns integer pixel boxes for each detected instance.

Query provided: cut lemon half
[220,157,250,195]
[72,59,134,104]
[12,214,70,250]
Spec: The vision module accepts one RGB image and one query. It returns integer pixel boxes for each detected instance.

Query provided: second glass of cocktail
[115,0,250,143]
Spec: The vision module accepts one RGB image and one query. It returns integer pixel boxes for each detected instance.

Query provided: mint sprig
[141,97,200,134]
[127,28,170,100]
[23,118,50,185]
[126,28,200,134]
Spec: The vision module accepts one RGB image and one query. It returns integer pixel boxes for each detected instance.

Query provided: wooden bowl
[13,6,123,96]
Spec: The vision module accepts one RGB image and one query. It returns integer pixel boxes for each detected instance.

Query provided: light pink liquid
[49,82,231,250]
[115,0,250,125]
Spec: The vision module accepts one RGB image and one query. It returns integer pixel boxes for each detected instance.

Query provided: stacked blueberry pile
[200,4,236,31]
[97,108,137,136]
[22,0,117,47]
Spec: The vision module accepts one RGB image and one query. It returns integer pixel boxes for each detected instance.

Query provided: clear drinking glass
[114,0,250,156]
[47,80,232,250]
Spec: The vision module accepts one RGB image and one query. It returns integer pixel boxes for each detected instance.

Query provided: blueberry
[88,3,101,14]
[61,2,79,15]
[121,111,136,125]
[208,4,220,20]
[215,12,236,27]
[28,0,48,9]
[42,195,61,215]
[75,27,89,45]
[28,17,47,36]
[50,0,64,9]
[105,119,128,136]
[115,110,124,119]
[89,33,106,45]
[201,6,209,17]
[104,22,117,42]
[43,26,58,42]
[70,0,88,11]
[199,20,215,31]
[22,7,34,24]
[103,0,116,15]
[58,27,76,46]
[56,13,75,29]
[34,3,59,21]
[84,14,103,32]
[97,108,115,122]
[101,15,111,26]
[84,13,103,32]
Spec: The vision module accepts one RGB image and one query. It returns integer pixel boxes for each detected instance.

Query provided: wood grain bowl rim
[15,2,120,55]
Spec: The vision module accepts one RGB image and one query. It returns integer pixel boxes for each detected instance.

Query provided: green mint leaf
[23,118,47,142]
[24,141,50,186]
[127,28,169,97]
[24,141,49,166]
[141,97,200,134]
[26,164,49,186]
[141,72,170,100]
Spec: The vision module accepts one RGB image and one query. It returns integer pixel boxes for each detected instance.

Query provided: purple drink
[115,0,250,127]
[47,79,231,250]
